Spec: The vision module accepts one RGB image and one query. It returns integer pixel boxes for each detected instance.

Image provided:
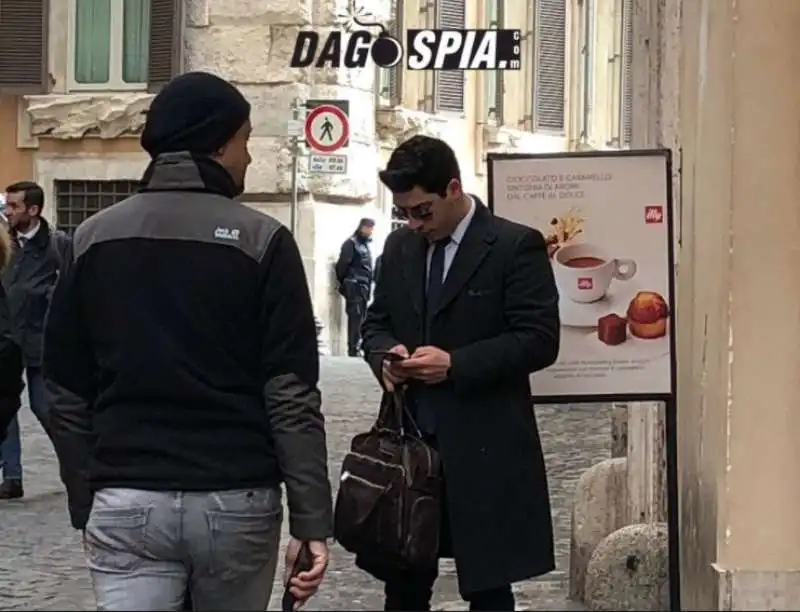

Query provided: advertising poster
[489,151,675,400]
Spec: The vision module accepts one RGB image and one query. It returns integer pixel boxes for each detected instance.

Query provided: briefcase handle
[375,388,422,438]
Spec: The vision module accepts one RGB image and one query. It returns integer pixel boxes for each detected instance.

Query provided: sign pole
[289,98,304,236]
[285,98,329,354]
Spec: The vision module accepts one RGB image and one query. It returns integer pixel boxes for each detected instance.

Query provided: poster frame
[487,148,680,611]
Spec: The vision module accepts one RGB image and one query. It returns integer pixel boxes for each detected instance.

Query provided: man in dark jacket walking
[0,182,69,499]
[43,72,332,611]
[0,215,24,440]
[335,218,374,356]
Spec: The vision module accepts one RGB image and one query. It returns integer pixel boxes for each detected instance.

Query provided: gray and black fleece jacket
[42,152,333,538]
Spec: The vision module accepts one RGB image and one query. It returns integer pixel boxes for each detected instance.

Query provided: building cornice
[19,93,154,146]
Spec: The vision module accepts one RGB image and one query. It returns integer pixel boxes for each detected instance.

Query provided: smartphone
[282,542,313,612]
[372,350,405,362]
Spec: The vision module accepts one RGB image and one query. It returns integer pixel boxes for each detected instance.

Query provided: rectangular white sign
[489,151,674,400]
[286,119,304,137]
[309,154,347,174]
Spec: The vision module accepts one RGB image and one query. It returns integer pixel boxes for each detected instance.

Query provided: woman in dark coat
[0,215,24,439]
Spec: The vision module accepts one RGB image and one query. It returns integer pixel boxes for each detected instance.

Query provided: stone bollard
[568,457,629,602]
[584,522,669,611]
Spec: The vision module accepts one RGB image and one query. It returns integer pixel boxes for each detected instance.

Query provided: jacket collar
[401,195,496,321]
[23,217,52,251]
[139,151,240,199]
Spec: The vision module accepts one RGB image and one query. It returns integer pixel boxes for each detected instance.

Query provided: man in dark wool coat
[361,135,560,611]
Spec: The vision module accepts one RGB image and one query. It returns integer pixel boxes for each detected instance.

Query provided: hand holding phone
[372,349,406,363]
[375,345,411,391]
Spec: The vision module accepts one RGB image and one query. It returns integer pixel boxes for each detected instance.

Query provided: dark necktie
[414,237,451,435]
[425,237,450,340]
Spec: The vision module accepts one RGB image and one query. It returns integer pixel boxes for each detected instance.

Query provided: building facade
[0,0,632,352]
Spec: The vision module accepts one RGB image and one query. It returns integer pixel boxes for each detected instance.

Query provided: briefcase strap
[375,389,422,439]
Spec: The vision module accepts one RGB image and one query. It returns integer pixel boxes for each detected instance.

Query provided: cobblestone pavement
[0,357,609,610]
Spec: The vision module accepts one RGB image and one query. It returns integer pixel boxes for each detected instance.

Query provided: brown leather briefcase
[333,389,442,570]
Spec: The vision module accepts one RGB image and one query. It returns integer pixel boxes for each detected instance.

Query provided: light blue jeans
[85,487,283,611]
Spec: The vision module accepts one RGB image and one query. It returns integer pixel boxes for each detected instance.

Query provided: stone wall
[184,0,390,352]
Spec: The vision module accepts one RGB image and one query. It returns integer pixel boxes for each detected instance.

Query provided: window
[520,0,567,133]
[377,0,404,108]
[55,179,140,234]
[484,0,504,124]
[71,0,150,88]
[67,0,184,92]
[434,0,465,113]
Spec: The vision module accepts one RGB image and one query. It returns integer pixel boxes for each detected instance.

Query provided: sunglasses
[393,200,434,221]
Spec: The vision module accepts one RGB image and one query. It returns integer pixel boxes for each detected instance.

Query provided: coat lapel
[401,231,428,317]
[434,201,496,316]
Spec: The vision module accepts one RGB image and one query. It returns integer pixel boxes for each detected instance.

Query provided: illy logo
[578,278,593,290]
[645,206,664,224]
[214,227,240,241]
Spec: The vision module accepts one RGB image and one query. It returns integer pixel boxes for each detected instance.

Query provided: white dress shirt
[17,219,41,245]
[425,195,477,284]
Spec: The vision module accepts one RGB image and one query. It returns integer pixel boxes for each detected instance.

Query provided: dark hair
[354,217,375,236]
[6,181,45,212]
[379,135,461,197]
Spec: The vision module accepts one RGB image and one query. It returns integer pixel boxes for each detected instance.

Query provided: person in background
[0,211,24,442]
[43,71,332,611]
[0,182,70,500]
[335,218,375,356]
[361,135,560,611]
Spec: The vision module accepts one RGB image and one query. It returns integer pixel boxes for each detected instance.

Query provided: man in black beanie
[42,72,332,611]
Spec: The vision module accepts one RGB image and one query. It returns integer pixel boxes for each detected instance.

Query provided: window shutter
[387,1,404,105]
[533,0,567,132]
[434,0,465,113]
[0,0,48,93]
[485,0,504,123]
[621,0,634,146]
[148,0,185,92]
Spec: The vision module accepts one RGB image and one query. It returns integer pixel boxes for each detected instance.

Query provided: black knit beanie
[141,71,251,158]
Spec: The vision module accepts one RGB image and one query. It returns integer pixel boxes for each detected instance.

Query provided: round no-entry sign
[305,105,349,153]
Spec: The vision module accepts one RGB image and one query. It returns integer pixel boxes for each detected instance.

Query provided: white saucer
[558,284,633,328]
[561,325,670,363]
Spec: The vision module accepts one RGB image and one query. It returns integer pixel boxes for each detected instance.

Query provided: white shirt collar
[19,220,41,241]
[449,195,476,246]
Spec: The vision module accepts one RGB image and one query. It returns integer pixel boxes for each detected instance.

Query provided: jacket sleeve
[334,239,354,283]
[449,228,560,393]
[373,255,383,286]
[41,239,96,530]
[52,231,72,272]
[0,341,23,438]
[360,238,401,385]
[259,226,332,541]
